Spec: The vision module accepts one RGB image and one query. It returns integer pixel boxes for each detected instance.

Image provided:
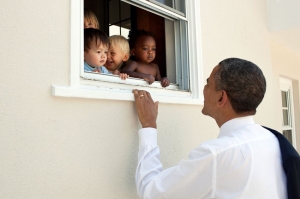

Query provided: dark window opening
[84,0,190,90]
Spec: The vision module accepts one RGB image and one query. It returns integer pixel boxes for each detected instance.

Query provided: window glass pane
[281,91,287,107]
[109,25,130,38]
[283,130,293,144]
[149,0,185,14]
[282,109,289,125]
[120,20,131,38]
[155,0,172,7]
[109,0,120,25]
[109,0,131,37]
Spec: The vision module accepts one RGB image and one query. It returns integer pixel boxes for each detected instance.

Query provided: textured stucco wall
[0,0,292,198]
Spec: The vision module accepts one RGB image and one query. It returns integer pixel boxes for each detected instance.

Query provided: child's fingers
[119,73,128,80]
[161,78,170,87]
[161,79,166,87]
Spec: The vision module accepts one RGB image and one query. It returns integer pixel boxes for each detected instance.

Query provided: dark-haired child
[121,30,170,87]
[84,28,128,79]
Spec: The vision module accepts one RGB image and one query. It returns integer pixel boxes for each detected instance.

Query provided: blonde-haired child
[84,8,100,29]
[105,35,130,75]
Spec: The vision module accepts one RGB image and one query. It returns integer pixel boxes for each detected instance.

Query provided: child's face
[105,44,129,71]
[84,39,108,67]
[84,19,97,29]
[132,36,156,64]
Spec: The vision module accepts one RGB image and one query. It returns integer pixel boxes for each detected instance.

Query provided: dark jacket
[263,126,300,199]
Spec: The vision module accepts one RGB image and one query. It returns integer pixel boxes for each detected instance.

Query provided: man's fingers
[133,89,149,101]
[132,89,140,101]
[145,91,154,102]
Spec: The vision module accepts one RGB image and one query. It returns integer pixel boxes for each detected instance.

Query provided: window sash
[122,0,187,21]
[280,77,297,148]
[147,0,185,16]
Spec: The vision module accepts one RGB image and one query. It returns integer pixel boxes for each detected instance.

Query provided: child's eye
[143,48,148,51]
[152,48,156,51]
[97,51,101,53]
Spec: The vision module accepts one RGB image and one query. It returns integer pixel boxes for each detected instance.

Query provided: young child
[84,28,128,80]
[84,8,100,29]
[121,30,170,87]
[105,35,130,75]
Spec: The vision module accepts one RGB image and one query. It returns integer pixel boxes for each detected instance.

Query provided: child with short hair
[121,30,170,87]
[105,35,130,75]
[84,8,100,29]
[84,28,128,80]
[84,28,109,73]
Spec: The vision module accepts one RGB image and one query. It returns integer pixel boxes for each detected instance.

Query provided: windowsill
[82,72,180,90]
[52,77,203,105]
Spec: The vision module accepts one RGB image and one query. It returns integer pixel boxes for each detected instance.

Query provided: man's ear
[217,90,228,107]
[123,53,130,61]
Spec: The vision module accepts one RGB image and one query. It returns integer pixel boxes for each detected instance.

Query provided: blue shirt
[84,62,111,74]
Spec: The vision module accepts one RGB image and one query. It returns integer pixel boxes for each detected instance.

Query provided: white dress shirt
[136,116,287,199]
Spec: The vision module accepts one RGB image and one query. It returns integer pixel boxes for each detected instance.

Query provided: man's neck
[216,112,254,128]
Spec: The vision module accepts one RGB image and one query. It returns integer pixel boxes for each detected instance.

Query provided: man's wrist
[142,123,157,129]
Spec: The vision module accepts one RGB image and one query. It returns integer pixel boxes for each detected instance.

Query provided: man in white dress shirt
[132,58,287,199]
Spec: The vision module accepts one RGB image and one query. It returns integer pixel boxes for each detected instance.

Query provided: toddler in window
[121,30,170,87]
[84,8,99,29]
[105,35,130,75]
[84,28,128,79]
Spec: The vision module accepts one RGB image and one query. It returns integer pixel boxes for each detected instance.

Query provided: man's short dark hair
[215,58,266,114]
[84,28,109,51]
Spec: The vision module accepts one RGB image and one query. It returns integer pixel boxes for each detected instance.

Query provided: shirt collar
[218,116,255,138]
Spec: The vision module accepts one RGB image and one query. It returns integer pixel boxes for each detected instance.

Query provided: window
[52,0,203,105]
[280,77,297,148]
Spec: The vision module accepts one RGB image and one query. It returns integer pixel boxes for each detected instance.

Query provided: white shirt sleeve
[136,128,214,199]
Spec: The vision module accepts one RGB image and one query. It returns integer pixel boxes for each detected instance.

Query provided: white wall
[200,0,279,128]
[0,0,296,198]
[267,0,300,31]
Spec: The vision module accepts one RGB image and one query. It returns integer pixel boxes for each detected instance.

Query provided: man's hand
[132,89,158,128]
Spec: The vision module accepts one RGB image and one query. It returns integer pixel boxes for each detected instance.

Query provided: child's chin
[106,66,116,71]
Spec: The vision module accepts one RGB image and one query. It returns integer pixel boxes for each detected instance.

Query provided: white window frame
[280,77,297,148]
[52,0,203,105]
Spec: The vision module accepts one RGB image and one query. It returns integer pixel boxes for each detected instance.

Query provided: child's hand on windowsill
[161,77,170,87]
[119,73,129,80]
[111,70,129,80]
[143,74,155,84]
